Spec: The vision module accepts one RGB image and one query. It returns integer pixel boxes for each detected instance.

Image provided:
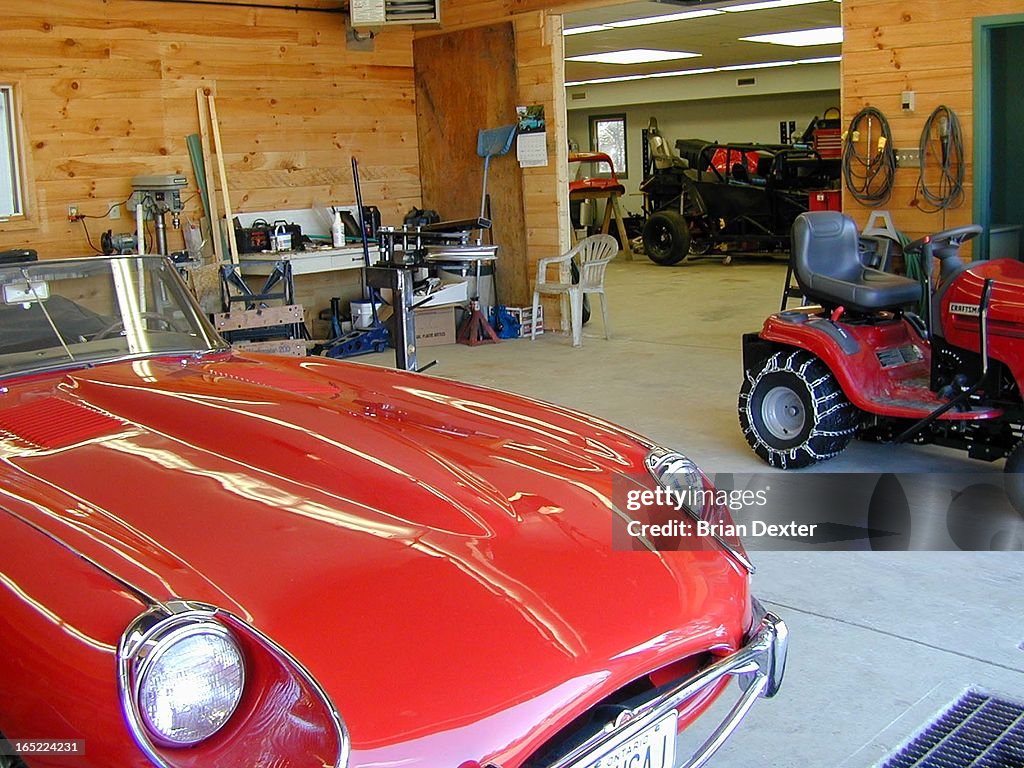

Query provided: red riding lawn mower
[739,210,1024,491]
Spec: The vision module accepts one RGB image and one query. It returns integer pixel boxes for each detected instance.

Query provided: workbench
[252,245,367,274]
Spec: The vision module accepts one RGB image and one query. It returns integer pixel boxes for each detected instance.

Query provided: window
[589,114,627,178]
[1,85,25,218]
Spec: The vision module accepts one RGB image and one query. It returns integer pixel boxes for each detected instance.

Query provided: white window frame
[0,84,26,219]
[589,113,628,179]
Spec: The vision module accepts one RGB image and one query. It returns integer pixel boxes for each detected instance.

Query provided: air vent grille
[0,398,126,450]
[351,0,439,26]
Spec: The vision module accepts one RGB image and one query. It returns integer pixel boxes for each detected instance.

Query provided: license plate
[570,710,678,768]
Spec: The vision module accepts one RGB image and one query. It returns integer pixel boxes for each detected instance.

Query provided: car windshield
[0,256,227,379]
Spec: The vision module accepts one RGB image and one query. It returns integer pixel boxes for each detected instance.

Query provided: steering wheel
[94,312,176,340]
[904,224,983,254]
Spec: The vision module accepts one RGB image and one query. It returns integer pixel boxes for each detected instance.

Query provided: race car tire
[642,211,691,266]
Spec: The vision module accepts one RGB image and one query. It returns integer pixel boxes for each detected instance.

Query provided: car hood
[0,353,749,766]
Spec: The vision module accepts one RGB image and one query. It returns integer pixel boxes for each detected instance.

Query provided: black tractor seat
[791,211,921,313]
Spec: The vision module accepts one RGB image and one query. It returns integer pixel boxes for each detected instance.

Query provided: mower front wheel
[739,350,859,469]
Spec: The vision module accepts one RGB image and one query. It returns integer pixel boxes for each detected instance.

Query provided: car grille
[522,655,714,767]
[882,688,1024,768]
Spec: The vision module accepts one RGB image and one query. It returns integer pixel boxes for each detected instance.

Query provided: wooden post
[207,93,240,266]
[195,88,225,264]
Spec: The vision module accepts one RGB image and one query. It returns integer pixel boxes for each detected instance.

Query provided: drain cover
[882,689,1024,767]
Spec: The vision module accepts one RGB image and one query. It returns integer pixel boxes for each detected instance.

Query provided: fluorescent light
[608,9,722,27]
[563,8,721,35]
[565,55,839,87]
[719,60,798,71]
[798,55,842,64]
[563,24,614,36]
[741,26,843,46]
[724,0,829,12]
[566,68,717,87]
[567,49,702,65]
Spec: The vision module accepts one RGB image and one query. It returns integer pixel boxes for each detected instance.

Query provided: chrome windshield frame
[0,255,229,380]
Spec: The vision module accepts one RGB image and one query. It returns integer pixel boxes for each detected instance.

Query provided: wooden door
[414,23,530,305]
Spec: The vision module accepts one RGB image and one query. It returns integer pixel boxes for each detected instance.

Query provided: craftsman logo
[949,303,980,317]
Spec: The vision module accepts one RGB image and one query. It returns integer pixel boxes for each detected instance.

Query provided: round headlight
[645,447,707,505]
[136,623,245,746]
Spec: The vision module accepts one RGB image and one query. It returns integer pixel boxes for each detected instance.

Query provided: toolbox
[234,219,304,254]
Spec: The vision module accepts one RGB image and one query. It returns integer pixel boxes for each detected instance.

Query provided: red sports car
[0,253,786,768]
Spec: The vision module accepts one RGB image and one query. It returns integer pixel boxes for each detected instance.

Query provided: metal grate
[882,689,1024,768]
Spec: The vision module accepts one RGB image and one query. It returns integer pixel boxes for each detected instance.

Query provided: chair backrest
[576,234,619,289]
[792,211,865,293]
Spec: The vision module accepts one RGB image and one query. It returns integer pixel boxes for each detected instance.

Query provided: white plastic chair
[531,234,617,347]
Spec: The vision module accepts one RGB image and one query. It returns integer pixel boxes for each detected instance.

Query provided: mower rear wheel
[643,211,691,266]
[739,350,859,469]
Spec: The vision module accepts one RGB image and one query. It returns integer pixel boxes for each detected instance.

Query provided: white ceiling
[563,0,842,85]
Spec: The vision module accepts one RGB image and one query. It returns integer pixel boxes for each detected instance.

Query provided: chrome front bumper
[546,603,788,768]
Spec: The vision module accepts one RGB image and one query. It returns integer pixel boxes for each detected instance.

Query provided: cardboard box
[417,280,468,308]
[380,280,468,310]
[506,305,543,337]
[415,306,457,347]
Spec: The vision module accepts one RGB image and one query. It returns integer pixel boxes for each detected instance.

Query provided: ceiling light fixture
[563,23,615,36]
[564,55,840,87]
[563,8,721,35]
[566,49,702,65]
[741,26,843,46]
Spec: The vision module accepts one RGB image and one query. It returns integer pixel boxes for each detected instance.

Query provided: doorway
[974,13,1024,260]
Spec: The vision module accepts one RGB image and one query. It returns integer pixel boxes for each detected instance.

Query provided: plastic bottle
[331,210,345,248]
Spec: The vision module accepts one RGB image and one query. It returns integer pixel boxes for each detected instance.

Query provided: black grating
[882,689,1024,768]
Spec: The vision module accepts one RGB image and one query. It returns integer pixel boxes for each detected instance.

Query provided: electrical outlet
[67,204,80,222]
[895,148,921,168]
[108,201,121,220]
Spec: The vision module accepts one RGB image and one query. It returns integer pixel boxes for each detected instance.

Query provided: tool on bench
[316,157,391,360]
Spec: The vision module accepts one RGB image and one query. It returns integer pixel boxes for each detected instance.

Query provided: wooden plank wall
[840,0,1020,239]
[0,0,420,259]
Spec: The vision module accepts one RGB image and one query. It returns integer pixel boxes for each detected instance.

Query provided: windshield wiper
[19,267,76,364]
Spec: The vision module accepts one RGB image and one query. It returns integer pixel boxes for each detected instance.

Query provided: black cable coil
[842,106,897,207]
[916,104,965,212]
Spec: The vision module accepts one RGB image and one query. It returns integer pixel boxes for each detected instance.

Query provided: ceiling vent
[350,0,439,27]
[737,76,757,87]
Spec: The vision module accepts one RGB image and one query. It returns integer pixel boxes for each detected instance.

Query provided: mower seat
[792,211,921,312]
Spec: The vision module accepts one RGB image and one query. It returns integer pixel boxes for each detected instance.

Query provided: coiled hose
[915,104,965,213]
[842,106,896,207]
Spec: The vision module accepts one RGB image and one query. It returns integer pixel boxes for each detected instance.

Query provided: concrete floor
[359,258,1024,767]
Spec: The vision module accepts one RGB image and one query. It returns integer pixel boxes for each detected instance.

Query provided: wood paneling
[841,0,1023,241]
[414,23,530,305]
[0,0,420,259]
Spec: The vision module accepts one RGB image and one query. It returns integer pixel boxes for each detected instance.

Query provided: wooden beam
[207,93,240,265]
[196,87,226,263]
